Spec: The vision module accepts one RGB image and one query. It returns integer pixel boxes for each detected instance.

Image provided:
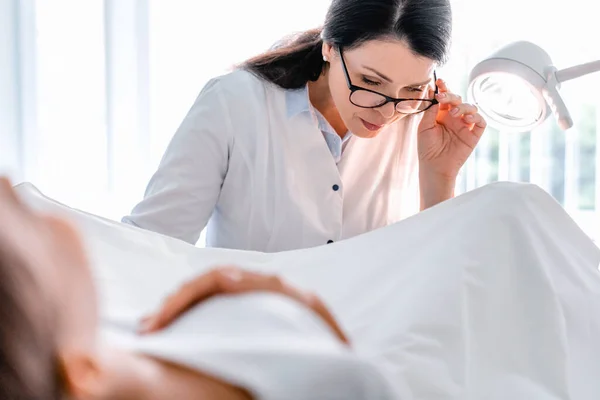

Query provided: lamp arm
[543,66,573,130]
[555,60,600,83]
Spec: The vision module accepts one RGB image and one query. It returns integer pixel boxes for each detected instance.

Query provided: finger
[139,315,152,326]
[223,271,287,295]
[140,279,219,333]
[137,314,158,334]
[448,103,478,118]
[140,267,241,333]
[305,295,350,345]
[462,113,487,137]
[224,272,314,308]
[230,276,350,345]
[203,271,353,345]
[435,92,463,108]
[436,78,449,93]
[239,275,350,344]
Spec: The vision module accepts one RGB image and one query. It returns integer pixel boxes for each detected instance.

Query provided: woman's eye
[361,77,380,86]
[408,87,425,93]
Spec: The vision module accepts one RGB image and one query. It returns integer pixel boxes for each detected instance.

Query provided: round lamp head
[468,41,554,132]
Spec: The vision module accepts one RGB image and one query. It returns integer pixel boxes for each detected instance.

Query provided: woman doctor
[123,0,487,252]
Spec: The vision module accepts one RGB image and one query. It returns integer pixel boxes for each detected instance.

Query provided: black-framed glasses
[338,47,439,115]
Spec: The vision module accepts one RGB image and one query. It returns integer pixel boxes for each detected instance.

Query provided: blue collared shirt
[285,85,352,163]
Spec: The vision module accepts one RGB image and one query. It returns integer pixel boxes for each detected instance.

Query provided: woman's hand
[418,78,487,181]
[138,266,350,345]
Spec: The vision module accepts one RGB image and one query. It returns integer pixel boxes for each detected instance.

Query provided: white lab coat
[123,69,422,252]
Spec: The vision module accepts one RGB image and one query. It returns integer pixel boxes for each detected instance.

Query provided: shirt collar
[285,85,311,118]
[285,84,352,141]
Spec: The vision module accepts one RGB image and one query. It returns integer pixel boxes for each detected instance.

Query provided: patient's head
[0,201,61,398]
[0,177,100,399]
[0,177,252,400]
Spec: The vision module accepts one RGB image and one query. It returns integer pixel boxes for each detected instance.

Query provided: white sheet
[15,181,600,400]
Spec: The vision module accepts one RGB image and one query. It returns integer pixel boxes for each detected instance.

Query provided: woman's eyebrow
[360,66,432,87]
[362,65,392,83]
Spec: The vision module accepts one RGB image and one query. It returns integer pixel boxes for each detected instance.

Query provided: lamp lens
[471,73,543,130]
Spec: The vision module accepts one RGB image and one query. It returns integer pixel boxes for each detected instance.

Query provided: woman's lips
[360,118,383,131]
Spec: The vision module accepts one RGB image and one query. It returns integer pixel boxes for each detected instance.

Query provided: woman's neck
[307,70,348,138]
[118,354,252,400]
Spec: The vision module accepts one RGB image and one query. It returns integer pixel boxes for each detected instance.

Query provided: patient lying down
[2,176,600,400]
[0,177,389,400]
[0,181,239,399]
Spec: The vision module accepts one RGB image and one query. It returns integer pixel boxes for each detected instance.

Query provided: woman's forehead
[343,39,436,85]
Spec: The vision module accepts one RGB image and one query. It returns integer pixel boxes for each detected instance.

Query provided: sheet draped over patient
[15,182,600,400]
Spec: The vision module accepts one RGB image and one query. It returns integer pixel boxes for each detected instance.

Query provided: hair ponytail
[240,28,326,89]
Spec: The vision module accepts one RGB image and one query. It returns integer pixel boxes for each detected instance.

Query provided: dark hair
[242,0,452,89]
[0,237,62,399]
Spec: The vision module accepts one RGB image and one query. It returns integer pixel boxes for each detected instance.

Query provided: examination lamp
[467,41,600,132]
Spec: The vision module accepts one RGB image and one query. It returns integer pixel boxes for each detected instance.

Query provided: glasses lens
[396,100,432,114]
[350,90,387,108]
[351,90,433,114]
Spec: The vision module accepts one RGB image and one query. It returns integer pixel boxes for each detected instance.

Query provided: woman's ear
[59,351,105,399]
[322,42,334,62]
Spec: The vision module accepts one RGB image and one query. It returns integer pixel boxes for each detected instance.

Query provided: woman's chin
[353,126,383,138]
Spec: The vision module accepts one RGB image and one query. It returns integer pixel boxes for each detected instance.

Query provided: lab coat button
[332,184,340,191]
